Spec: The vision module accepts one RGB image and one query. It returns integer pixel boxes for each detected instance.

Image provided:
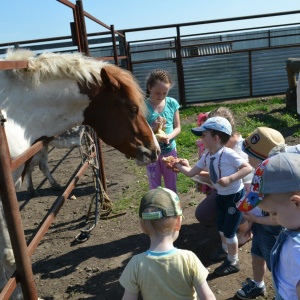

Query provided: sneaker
[236,278,266,299]
[214,259,240,276]
[209,246,228,262]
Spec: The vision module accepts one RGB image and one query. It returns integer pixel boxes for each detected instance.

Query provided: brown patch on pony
[102,64,147,115]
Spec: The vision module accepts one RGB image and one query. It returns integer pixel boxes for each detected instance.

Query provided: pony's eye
[130,106,138,116]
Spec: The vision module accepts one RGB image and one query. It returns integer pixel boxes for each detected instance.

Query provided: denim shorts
[216,189,244,238]
[251,223,282,271]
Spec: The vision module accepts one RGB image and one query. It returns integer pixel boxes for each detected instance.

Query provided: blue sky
[2,0,300,43]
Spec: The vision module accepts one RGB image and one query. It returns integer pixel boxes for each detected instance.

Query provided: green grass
[112,96,300,211]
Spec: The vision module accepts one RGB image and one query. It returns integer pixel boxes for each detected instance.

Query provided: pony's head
[82,63,160,164]
[2,49,159,165]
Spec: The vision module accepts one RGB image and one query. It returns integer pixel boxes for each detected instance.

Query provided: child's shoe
[214,259,240,276]
[209,245,227,263]
[235,278,266,299]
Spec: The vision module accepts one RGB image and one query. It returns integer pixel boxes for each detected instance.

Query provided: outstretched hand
[162,156,188,173]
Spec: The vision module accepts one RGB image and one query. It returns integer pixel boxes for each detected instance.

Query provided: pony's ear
[100,68,111,87]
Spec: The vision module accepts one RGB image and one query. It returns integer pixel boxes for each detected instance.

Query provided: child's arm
[243,212,280,226]
[161,110,181,144]
[217,161,252,187]
[194,281,216,300]
[122,290,138,300]
[176,162,203,178]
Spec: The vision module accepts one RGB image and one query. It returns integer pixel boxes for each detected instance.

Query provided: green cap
[139,187,182,220]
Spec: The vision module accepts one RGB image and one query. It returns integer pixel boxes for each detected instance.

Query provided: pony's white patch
[0,49,109,158]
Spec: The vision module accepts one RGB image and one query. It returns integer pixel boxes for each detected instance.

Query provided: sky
[2,0,300,44]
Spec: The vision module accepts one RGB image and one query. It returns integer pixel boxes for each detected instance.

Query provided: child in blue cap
[169,116,252,276]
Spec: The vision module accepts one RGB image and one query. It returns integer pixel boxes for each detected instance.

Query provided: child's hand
[158,136,170,144]
[179,158,190,167]
[217,176,231,187]
[162,156,182,172]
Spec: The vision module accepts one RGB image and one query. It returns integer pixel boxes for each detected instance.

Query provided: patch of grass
[176,96,300,193]
[111,160,149,213]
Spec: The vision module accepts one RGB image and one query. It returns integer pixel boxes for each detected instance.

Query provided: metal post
[175,26,186,106]
[110,25,119,66]
[0,120,38,299]
[76,0,90,55]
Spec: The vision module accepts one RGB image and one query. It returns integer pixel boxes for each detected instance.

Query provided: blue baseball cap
[191,116,232,137]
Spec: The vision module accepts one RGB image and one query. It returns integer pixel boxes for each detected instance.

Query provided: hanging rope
[75,126,112,243]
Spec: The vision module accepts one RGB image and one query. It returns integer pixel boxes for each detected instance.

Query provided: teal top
[145,97,180,154]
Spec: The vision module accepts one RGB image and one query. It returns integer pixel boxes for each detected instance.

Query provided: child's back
[119,187,216,300]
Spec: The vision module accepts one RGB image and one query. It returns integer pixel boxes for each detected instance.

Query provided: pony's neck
[0,76,90,158]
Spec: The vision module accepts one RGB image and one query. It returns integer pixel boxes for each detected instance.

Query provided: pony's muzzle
[135,145,160,165]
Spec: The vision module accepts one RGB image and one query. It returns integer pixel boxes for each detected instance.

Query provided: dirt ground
[15,114,300,300]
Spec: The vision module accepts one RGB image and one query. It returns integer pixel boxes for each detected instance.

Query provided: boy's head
[139,187,183,235]
[242,127,285,161]
[139,187,182,219]
[236,153,300,228]
[191,116,232,145]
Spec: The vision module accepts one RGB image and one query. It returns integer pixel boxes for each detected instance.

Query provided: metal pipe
[175,26,186,106]
[27,155,93,255]
[0,122,38,299]
[111,25,119,66]
[76,0,90,56]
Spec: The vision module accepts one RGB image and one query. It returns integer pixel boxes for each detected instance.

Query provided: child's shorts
[251,223,282,271]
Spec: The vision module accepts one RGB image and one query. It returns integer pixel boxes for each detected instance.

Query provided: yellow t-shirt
[119,248,209,300]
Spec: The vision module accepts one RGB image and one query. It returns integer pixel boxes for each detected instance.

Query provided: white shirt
[196,146,245,195]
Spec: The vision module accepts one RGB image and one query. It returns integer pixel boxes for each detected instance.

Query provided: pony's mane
[4,49,146,113]
[4,49,106,86]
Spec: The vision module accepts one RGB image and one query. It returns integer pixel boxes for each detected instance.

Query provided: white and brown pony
[0,49,159,299]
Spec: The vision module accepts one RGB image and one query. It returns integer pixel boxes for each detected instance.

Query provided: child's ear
[174,216,182,231]
[213,134,219,142]
[290,194,300,207]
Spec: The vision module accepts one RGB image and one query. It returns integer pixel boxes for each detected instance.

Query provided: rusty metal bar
[56,0,124,38]
[3,150,97,297]
[27,154,94,255]
[0,123,38,299]
[97,138,107,192]
[73,2,83,52]
[76,0,90,56]
[94,56,127,61]
[11,137,53,172]
[123,10,300,33]
[110,25,119,65]
[175,27,186,107]
[56,0,76,9]
[0,61,28,70]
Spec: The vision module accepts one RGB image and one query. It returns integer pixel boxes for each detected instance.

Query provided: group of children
[118,68,300,299]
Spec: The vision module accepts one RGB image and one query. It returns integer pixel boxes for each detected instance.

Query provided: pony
[0,49,160,299]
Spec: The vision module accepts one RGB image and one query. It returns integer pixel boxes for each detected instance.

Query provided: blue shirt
[145,97,180,154]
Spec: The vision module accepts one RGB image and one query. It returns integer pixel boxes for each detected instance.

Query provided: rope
[75,126,112,243]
